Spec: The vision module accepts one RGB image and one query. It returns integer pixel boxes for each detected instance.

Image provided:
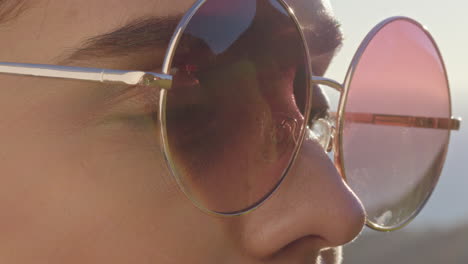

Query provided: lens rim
[335,16,454,231]
[158,0,314,216]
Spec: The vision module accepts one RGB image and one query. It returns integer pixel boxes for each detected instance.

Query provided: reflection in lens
[164,0,309,214]
[341,19,451,229]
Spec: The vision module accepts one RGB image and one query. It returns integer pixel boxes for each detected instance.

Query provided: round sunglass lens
[341,18,451,230]
[163,0,309,214]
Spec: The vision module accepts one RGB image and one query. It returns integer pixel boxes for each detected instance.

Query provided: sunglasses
[0,0,461,232]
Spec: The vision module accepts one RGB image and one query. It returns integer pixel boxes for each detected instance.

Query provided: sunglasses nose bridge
[308,76,342,153]
[311,76,343,93]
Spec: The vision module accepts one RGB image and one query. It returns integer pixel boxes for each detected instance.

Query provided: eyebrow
[60,15,183,64]
[61,7,343,64]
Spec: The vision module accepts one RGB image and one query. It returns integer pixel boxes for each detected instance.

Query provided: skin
[0,0,365,263]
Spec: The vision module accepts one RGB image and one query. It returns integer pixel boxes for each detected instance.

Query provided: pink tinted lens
[342,19,451,229]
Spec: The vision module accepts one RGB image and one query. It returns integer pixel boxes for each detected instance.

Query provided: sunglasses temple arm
[311,77,461,131]
[332,112,461,131]
[0,62,173,89]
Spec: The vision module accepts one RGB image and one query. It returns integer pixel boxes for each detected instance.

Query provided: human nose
[236,135,366,259]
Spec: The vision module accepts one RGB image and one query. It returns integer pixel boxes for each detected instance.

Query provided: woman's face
[0,0,365,263]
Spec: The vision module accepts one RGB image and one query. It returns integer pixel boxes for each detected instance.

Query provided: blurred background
[324,0,468,263]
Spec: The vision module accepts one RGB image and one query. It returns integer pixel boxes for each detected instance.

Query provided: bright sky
[326,0,468,228]
[328,0,467,90]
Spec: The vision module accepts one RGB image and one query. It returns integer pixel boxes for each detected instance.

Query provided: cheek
[0,79,237,262]
[0,103,234,262]
[0,103,180,260]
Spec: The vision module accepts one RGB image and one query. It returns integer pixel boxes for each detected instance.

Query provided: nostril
[236,135,366,260]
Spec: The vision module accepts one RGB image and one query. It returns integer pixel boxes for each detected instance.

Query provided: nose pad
[308,118,334,152]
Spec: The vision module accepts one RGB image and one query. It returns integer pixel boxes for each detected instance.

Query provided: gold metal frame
[0,2,461,231]
[159,0,315,217]
[313,17,461,231]
[159,0,217,216]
